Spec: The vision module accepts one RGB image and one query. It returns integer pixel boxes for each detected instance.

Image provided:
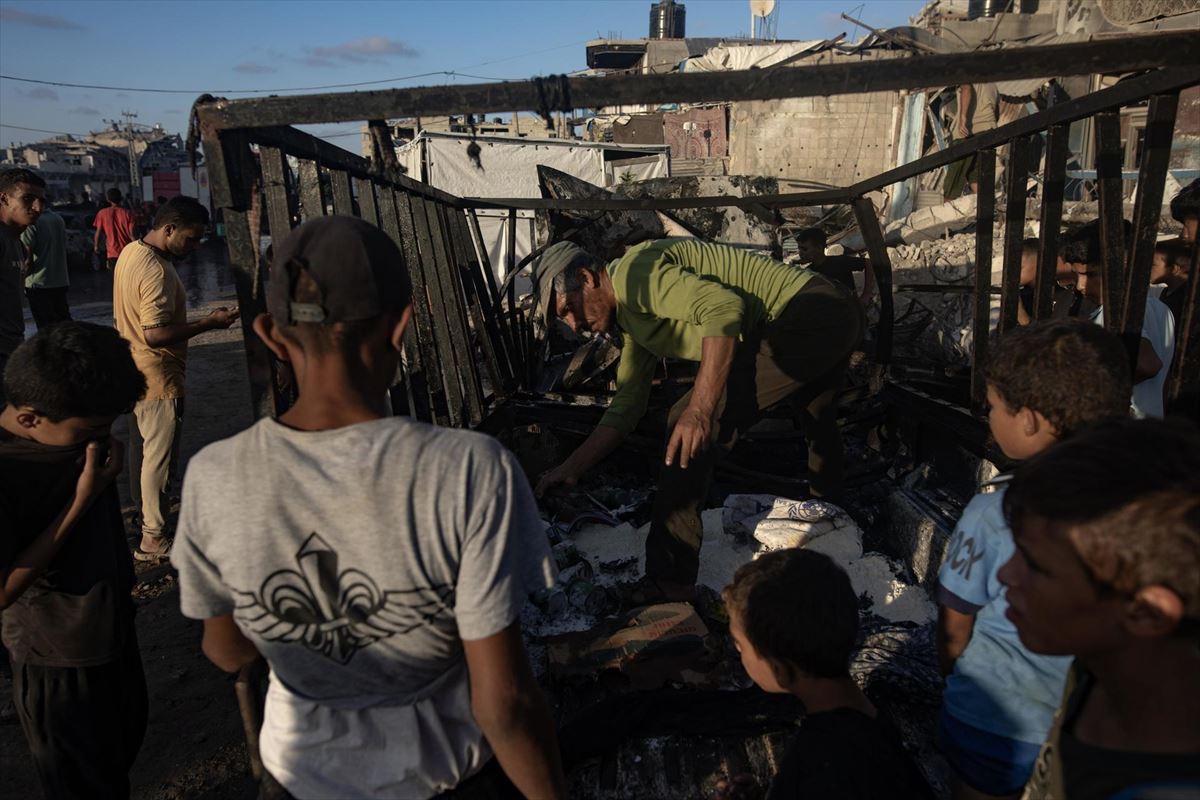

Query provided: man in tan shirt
[113,197,238,560]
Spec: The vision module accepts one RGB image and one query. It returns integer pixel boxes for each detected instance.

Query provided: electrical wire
[0,69,522,96]
[0,123,89,137]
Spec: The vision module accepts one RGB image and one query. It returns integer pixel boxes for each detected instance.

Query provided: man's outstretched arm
[464,622,566,799]
[143,307,240,348]
[666,334,735,469]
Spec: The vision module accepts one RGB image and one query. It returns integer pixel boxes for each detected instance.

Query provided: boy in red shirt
[93,188,136,270]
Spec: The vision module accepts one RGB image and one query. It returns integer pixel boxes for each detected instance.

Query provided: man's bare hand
[75,438,124,506]
[535,463,579,498]
[207,307,240,329]
[664,405,713,469]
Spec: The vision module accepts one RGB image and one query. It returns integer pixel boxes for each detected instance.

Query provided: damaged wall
[728,50,902,186]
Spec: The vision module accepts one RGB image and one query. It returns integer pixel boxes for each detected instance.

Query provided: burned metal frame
[197,34,1200,430]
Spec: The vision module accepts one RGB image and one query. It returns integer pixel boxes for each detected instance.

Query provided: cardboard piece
[547,602,711,687]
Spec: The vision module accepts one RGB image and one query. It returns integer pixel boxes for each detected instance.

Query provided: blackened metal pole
[852,196,894,366]
[971,150,997,411]
[1035,124,1068,320]
[1093,111,1127,334]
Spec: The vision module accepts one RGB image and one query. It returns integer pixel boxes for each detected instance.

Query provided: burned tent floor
[496,376,966,799]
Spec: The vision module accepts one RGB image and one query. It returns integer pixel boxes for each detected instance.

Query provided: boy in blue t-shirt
[936,320,1131,800]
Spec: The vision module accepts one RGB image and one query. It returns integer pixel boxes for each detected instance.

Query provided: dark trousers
[12,635,149,800]
[24,287,72,330]
[645,279,865,587]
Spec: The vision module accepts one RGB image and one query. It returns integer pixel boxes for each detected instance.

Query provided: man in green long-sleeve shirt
[533,238,864,600]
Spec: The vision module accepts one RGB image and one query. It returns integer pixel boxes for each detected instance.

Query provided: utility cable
[0,123,90,137]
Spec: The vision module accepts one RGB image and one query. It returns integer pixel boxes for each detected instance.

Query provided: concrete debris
[534,167,789,256]
[536,165,666,262]
[841,194,978,251]
[614,175,784,249]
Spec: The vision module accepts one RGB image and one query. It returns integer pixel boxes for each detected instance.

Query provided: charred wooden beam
[374,188,430,421]
[200,128,279,419]
[194,34,1200,130]
[428,201,486,425]
[1122,93,1179,346]
[328,168,354,216]
[1034,124,1068,321]
[259,146,295,246]
[296,159,326,220]
[409,194,468,426]
[464,188,850,212]
[385,189,442,424]
[354,177,379,226]
[970,150,997,411]
[999,136,1031,333]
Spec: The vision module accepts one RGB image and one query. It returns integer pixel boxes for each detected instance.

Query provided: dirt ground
[1,247,262,800]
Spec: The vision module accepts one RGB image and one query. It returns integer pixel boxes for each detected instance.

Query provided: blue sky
[1,0,924,149]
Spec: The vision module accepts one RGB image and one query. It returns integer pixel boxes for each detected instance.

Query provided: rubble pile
[884,227,1006,368]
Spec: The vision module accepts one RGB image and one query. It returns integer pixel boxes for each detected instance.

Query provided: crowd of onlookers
[0,164,1197,800]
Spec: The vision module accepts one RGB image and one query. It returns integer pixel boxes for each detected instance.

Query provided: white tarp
[428,136,601,198]
[395,132,669,278]
[682,40,826,72]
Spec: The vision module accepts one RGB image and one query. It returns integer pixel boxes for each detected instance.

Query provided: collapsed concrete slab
[535,168,802,254]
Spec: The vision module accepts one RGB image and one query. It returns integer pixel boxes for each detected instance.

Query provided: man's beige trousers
[130,398,184,539]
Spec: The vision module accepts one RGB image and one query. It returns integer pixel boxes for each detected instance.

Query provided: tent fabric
[394,132,669,279]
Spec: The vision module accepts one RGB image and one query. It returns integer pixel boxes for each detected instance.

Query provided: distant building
[2,138,130,203]
[1,124,200,206]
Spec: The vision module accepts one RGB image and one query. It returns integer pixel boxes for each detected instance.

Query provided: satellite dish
[750,0,776,17]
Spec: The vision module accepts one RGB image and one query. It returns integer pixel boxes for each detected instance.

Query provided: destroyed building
[190,12,1199,797]
[1,123,202,205]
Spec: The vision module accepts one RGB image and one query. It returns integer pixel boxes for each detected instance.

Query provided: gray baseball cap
[530,241,593,328]
[267,215,412,324]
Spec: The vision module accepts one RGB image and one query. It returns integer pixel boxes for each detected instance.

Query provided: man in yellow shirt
[534,239,863,601]
[112,197,238,561]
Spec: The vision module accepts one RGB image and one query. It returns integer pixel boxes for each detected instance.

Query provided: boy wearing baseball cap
[172,216,565,799]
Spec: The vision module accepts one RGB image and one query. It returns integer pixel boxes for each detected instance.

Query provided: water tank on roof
[967,0,1002,18]
[650,0,686,39]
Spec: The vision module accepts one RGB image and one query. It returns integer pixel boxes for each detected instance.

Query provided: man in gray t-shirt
[173,216,566,799]
[0,169,49,405]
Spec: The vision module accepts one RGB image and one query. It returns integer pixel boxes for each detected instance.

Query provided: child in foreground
[172,216,565,800]
[0,322,148,799]
[935,319,1131,800]
[1000,418,1200,798]
[722,548,933,799]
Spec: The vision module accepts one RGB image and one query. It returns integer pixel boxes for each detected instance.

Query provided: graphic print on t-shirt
[234,533,454,664]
